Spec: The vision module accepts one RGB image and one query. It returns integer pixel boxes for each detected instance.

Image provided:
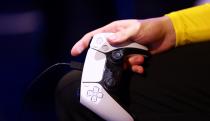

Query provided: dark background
[0,0,205,121]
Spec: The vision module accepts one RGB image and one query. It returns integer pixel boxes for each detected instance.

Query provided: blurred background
[0,0,209,121]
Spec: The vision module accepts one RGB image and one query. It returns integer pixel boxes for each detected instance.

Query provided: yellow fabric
[166,3,210,46]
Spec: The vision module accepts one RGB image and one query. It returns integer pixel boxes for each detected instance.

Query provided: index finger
[71,21,119,56]
[70,28,102,56]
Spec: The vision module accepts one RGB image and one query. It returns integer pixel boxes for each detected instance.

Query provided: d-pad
[87,86,103,102]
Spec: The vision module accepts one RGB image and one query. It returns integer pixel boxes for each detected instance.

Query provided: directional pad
[87,86,104,102]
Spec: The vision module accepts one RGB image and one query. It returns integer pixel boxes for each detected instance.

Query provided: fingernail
[108,34,118,41]
[137,69,143,74]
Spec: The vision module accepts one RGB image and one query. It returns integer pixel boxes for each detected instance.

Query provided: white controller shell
[80,33,149,121]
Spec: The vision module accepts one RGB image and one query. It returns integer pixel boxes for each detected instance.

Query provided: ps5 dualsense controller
[80,33,150,121]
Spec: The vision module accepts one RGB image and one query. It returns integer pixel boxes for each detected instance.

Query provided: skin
[71,16,176,74]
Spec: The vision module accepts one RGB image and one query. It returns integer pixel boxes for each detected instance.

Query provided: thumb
[108,22,140,45]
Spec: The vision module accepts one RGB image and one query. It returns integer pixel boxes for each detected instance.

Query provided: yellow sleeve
[166,3,210,47]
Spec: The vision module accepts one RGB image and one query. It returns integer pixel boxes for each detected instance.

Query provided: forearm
[166,3,210,47]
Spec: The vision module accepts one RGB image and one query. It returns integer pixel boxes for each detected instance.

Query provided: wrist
[161,16,176,49]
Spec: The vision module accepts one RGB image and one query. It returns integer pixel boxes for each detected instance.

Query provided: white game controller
[80,33,150,121]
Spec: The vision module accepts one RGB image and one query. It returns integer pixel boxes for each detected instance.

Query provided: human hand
[71,16,176,73]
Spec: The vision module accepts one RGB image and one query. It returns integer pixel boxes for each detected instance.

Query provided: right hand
[71,16,176,73]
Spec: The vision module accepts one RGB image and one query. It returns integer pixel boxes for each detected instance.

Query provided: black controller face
[102,48,150,92]
[80,33,150,121]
